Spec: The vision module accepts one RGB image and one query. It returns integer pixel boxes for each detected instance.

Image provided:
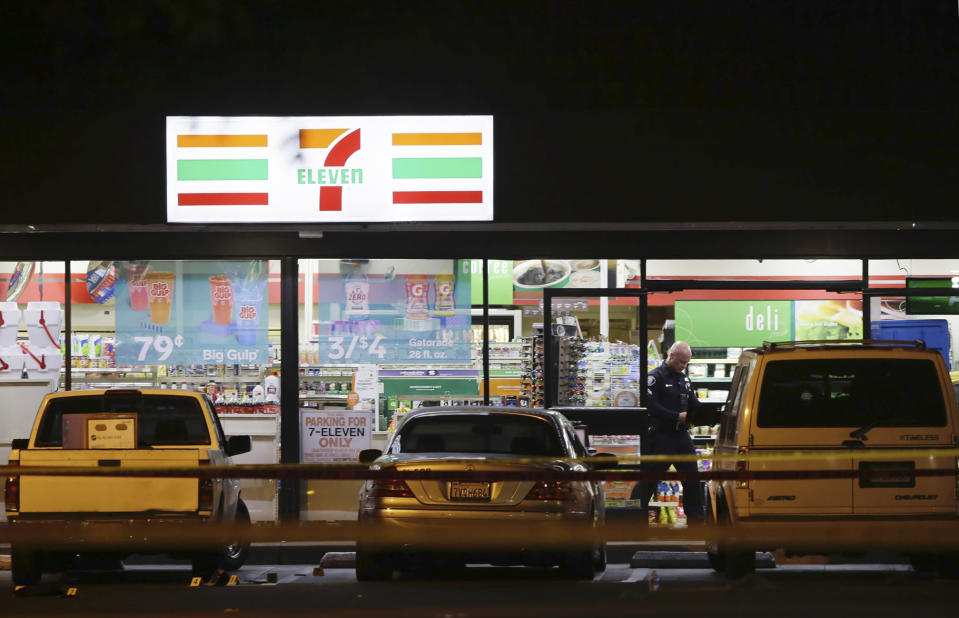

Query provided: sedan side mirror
[358,448,383,464]
[589,452,618,469]
[11,438,28,450]
[226,435,252,456]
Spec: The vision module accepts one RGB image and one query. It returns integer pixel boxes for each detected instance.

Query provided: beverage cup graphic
[209,275,234,325]
[127,262,150,312]
[235,293,261,345]
[145,272,175,325]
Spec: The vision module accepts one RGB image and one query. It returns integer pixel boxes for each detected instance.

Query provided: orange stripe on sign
[300,129,349,148]
[177,135,267,147]
[392,133,483,146]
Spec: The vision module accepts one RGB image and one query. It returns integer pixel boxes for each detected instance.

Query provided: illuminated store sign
[166,116,494,223]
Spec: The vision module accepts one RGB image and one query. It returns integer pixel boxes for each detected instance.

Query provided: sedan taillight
[369,479,413,498]
[5,461,19,513]
[525,480,571,500]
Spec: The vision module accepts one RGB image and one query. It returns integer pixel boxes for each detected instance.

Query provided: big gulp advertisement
[315,261,471,364]
[115,261,269,365]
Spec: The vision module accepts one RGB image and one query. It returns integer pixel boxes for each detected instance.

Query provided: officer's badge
[647,375,656,387]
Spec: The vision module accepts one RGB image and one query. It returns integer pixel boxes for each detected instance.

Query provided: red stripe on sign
[178,193,268,206]
[320,186,342,211]
[392,191,483,204]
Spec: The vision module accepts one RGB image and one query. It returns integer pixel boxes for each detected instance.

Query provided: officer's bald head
[665,341,692,373]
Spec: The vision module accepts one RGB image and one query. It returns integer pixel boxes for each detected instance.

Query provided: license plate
[449,481,491,501]
[859,461,916,488]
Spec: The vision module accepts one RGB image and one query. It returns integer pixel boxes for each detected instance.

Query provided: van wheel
[707,548,726,572]
[937,554,959,579]
[11,546,42,587]
[704,492,725,572]
[355,550,393,581]
[724,550,756,579]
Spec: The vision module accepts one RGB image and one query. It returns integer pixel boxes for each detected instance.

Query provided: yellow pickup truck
[4,388,252,586]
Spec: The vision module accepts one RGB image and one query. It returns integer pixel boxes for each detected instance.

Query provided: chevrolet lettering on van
[895,495,938,501]
[899,434,940,441]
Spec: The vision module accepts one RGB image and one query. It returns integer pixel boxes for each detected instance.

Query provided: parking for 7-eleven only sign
[166,115,493,223]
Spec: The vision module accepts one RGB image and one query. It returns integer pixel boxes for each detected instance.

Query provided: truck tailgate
[19,449,201,513]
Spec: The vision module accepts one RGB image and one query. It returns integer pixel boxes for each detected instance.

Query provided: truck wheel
[220,499,251,571]
[191,553,222,582]
[193,499,252,581]
[11,546,42,586]
[355,550,393,581]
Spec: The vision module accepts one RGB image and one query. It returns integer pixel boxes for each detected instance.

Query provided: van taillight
[736,447,749,489]
[5,461,19,512]
[525,480,571,500]
[368,479,413,498]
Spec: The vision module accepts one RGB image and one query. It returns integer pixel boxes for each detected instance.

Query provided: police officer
[633,340,704,525]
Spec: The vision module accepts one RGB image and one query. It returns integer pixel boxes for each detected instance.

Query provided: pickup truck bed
[5,389,252,586]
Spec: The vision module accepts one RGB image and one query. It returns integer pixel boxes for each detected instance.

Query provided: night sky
[2,1,957,225]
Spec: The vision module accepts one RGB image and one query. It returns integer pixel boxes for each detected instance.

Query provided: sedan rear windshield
[757,358,947,428]
[35,395,211,447]
[392,414,565,456]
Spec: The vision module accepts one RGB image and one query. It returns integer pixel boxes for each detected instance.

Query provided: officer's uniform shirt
[646,362,701,432]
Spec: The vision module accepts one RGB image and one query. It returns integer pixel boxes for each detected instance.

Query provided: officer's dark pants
[631,429,705,524]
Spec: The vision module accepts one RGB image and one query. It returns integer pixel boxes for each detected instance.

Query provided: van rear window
[35,395,211,447]
[757,358,947,428]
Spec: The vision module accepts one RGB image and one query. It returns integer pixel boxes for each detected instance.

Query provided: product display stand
[519,335,544,408]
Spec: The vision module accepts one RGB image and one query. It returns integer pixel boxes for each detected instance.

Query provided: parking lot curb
[630,551,777,569]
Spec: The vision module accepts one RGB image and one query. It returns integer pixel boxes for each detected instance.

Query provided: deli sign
[166,116,494,223]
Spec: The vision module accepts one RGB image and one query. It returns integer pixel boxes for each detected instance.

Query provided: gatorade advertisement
[405,275,430,320]
[318,264,471,364]
[432,274,456,317]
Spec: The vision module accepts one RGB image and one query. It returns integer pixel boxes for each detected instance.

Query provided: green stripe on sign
[177,159,268,181]
[392,158,482,179]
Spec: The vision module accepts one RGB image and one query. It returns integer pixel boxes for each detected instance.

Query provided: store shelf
[299,394,349,400]
[647,501,681,508]
[693,435,718,441]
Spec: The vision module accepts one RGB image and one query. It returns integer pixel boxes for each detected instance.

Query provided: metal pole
[639,259,648,408]
[482,258,490,405]
[861,258,872,337]
[64,261,71,391]
[544,288,553,409]
[279,257,300,522]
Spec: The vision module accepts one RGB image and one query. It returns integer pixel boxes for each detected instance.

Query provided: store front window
[868,259,959,371]
[0,259,282,523]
